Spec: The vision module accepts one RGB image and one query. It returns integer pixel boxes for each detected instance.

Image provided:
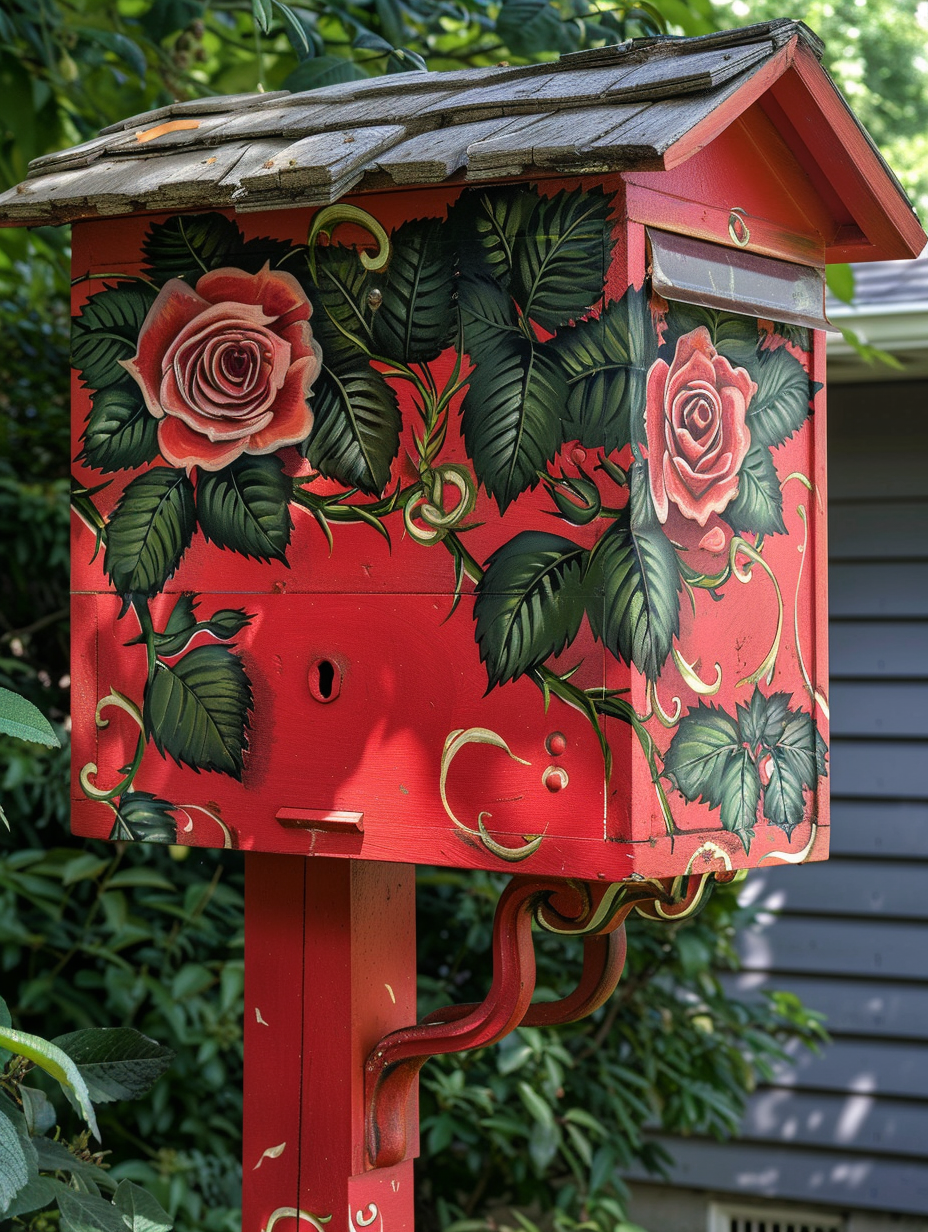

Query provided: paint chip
[136,119,200,143]
[254,1142,286,1169]
[256,1007,269,1025]
[385,983,396,1004]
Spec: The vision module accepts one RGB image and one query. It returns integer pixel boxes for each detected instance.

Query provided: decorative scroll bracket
[364,871,724,1169]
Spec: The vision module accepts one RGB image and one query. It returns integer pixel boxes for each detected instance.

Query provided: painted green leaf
[585,465,681,680]
[80,384,159,474]
[370,217,456,363]
[553,288,654,452]
[736,689,790,751]
[304,355,401,496]
[143,645,252,779]
[0,1096,34,1218]
[662,702,759,852]
[109,792,177,844]
[71,282,157,391]
[765,706,828,838]
[722,442,786,536]
[458,269,520,354]
[0,687,59,748]
[662,303,760,368]
[114,1181,173,1232]
[474,531,588,689]
[461,186,536,288]
[509,185,611,331]
[309,244,373,357]
[58,1190,128,1232]
[0,1029,98,1139]
[139,595,252,657]
[461,332,566,512]
[141,212,290,283]
[104,467,196,597]
[497,0,578,58]
[747,348,814,448]
[53,1029,174,1104]
[197,454,293,564]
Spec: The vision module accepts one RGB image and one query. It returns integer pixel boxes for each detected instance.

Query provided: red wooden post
[244,856,417,1232]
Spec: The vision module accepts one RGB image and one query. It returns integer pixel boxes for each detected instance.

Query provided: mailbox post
[1,18,923,1232]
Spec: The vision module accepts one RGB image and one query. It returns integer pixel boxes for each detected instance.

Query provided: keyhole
[309,657,341,703]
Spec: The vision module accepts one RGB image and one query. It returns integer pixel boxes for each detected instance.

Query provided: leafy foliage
[71,284,157,392]
[722,441,786,536]
[304,355,402,495]
[370,217,457,363]
[746,347,816,448]
[80,384,161,474]
[109,791,178,843]
[144,645,253,778]
[142,214,289,284]
[474,532,589,688]
[196,455,293,564]
[586,465,681,680]
[104,468,196,596]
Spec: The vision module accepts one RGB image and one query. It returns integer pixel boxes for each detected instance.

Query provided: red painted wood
[244,857,417,1232]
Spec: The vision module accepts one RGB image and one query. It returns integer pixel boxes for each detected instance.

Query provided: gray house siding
[626,379,928,1219]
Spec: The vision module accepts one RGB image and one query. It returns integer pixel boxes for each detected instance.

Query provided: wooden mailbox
[2,17,924,1232]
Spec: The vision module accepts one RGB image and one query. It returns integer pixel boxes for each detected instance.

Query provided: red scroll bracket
[364,871,721,1169]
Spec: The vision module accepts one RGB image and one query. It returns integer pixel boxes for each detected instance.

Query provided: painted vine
[71,184,828,859]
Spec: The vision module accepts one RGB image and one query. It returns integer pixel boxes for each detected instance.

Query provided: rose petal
[197,265,312,330]
[247,354,319,454]
[711,352,757,406]
[698,525,728,553]
[160,366,273,439]
[121,280,209,417]
[163,301,276,373]
[158,415,249,471]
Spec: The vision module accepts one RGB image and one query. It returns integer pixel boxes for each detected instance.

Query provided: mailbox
[2,17,923,1232]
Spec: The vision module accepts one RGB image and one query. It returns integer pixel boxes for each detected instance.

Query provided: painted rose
[123,265,322,471]
[645,325,755,527]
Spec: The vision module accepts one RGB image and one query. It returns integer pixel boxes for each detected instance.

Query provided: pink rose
[645,326,755,527]
[122,265,322,471]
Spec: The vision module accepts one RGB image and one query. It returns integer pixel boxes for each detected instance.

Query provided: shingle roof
[0,20,823,226]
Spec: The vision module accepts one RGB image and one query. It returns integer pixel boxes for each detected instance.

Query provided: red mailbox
[2,17,923,1232]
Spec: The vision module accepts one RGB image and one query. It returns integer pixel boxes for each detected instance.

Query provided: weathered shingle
[0,20,828,224]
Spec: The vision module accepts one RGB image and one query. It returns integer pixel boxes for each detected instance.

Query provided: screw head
[544,767,568,793]
[570,446,587,465]
[546,731,567,757]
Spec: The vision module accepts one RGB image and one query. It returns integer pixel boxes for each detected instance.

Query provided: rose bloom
[122,265,322,471]
[645,325,755,528]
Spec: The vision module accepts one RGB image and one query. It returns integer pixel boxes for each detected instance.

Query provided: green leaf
[509,185,611,331]
[0,687,59,747]
[826,263,855,304]
[80,384,160,474]
[586,465,681,680]
[736,688,789,751]
[141,213,290,284]
[663,702,759,851]
[497,0,577,57]
[303,355,400,496]
[461,186,536,288]
[71,282,157,391]
[0,1029,98,1139]
[109,791,177,844]
[104,468,196,596]
[273,0,312,59]
[309,244,373,357]
[143,645,252,779]
[252,0,273,33]
[5,1175,62,1220]
[282,55,367,92]
[553,288,654,452]
[197,454,293,564]
[370,218,456,363]
[0,1097,34,1217]
[474,532,588,689]
[764,706,828,838]
[461,332,566,512]
[141,595,252,657]
[33,1138,114,1192]
[58,1190,128,1232]
[518,1079,555,1128]
[722,443,785,536]
[746,348,814,449]
[53,1029,174,1104]
[458,269,519,357]
[662,303,760,368]
[114,1181,173,1232]
[19,1086,56,1136]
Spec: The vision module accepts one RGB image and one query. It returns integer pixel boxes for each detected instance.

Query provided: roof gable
[0,19,922,261]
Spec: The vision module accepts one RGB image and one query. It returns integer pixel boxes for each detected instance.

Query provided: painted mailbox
[2,17,924,1232]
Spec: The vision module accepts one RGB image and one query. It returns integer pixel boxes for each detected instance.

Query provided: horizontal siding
[829,681,928,737]
[625,1138,928,1214]
[721,973,928,1039]
[767,1037,928,1100]
[740,1088,928,1156]
[829,499,928,559]
[829,800,928,858]
[830,562,928,616]
[830,621,928,678]
[830,738,928,799]
[743,858,928,919]
[738,915,928,981]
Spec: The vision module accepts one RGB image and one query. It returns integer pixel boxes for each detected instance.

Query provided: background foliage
[0,0,914,1226]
